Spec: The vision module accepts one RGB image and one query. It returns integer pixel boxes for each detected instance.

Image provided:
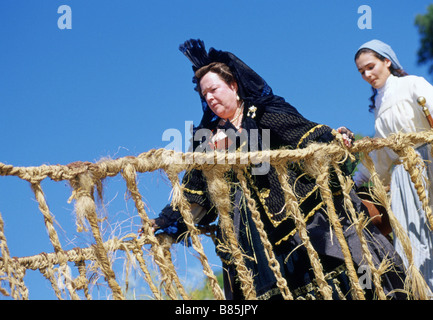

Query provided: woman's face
[199,71,239,120]
[355,52,392,89]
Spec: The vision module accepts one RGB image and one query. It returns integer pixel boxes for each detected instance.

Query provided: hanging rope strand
[0,131,432,299]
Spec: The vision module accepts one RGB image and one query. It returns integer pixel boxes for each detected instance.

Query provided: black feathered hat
[179,39,301,131]
[179,39,273,107]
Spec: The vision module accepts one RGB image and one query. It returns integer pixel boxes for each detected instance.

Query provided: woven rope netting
[1,131,433,300]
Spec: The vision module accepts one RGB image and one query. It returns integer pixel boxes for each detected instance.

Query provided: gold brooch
[247,105,257,119]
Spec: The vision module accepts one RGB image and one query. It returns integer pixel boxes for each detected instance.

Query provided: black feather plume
[179,39,211,70]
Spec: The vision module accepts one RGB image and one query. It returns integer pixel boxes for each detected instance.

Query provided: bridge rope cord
[0,130,432,300]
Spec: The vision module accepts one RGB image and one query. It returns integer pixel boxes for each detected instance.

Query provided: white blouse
[354,74,433,186]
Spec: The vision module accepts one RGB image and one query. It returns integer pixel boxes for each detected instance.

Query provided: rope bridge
[1,131,433,300]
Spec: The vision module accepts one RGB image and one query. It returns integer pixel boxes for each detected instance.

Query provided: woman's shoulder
[390,75,433,97]
[396,75,433,98]
[396,74,430,86]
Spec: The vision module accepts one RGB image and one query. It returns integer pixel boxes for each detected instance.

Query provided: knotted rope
[0,131,433,299]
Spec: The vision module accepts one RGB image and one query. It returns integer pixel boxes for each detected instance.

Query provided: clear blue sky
[1,0,432,299]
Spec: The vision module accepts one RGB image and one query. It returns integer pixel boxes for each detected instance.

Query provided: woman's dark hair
[194,62,236,95]
[355,48,408,113]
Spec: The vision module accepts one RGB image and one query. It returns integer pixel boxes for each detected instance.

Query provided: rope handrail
[1,130,433,300]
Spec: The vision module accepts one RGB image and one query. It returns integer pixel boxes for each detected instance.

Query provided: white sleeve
[411,76,433,115]
[370,147,395,186]
[353,164,370,187]
[353,148,395,187]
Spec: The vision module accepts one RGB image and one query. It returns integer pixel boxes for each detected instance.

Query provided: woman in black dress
[148,39,406,300]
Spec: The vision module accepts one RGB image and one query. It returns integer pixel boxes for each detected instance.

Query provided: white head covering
[357,39,403,70]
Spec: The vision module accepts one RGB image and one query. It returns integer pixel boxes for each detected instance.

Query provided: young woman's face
[199,71,238,120]
[355,52,392,89]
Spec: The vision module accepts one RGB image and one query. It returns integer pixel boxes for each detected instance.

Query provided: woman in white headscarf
[354,39,433,292]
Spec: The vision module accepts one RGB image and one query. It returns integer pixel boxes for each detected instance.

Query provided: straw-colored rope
[202,165,257,299]
[360,153,431,299]
[0,131,432,299]
[31,182,79,300]
[121,163,188,299]
[165,166,225,300]
[274,163,334,300]
[235,166,293,299]
[69,173,125,300]
[73,260,91,300]
[0,211,13,298]
[394,146,433,230]
[332,161,387,300]
[309,148,366,300]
